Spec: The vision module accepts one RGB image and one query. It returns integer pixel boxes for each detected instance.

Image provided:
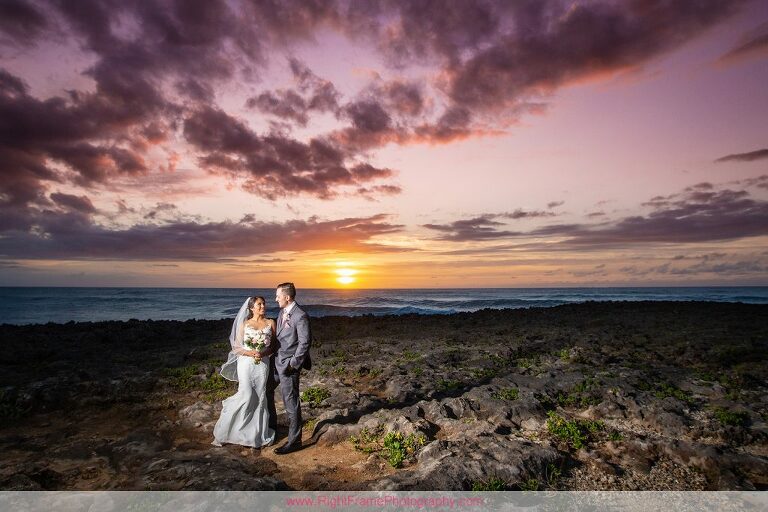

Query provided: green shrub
[472,476,507,491]
[437,379,462,391]
[714,408,749,427]
[545,463,562,488]
[349,425,384,454]
[517,356,538,369]
[166,364,235,399]
[166,364,202,390]
[519,478,539,491]
[383,432,406,468]
[653,383,695,405]
[546,411,604,449]
[200,371,229,392]
[300,386,331,407]
[470,367,499,379]
[491,388,520,400]
[402,350,421,361]
[350,428,426,468]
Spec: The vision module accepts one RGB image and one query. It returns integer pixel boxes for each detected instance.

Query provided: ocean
[1,287,767,325]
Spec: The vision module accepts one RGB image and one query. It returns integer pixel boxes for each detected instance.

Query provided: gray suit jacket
[275,303,312,373]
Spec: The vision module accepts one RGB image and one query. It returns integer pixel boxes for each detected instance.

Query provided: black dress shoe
[274,443,302,455]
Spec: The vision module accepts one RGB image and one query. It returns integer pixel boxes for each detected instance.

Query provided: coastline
[1,301,766,490]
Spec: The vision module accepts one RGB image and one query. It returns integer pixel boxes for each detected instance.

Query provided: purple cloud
[717,21,768,64]
[0,212,405,260]
[425,184,768,246]
[715,148,768,163]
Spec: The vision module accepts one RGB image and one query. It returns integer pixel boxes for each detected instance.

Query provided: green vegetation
[402,349,421,361]
[300,386,331,407]
[554,391,600,408]
[369,367,382,378]
[491,387,520,401]
[558,348,570,361]
[653,382,695,405]
[546,411,604,450]
[472,476,507,491]
[572,377,598,393]
[326,350,347,370]
[350,427,427,468]
[693,369,717,382]
[437,379,462,391]
[545,463,562,488]
[412,365,423,376]
[200,371,228,393]
[470,367,499,380]
[519,478,540,491]
[550,377,602,408]
[349,425,384,454]
[165,363,236,402]
[713,408,749,427]
[166,364,204,390]
[485,354,510,367]
[516,356,539,369]
[608,430,624,442]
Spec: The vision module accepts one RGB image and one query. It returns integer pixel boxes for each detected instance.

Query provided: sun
[335,266,358,286]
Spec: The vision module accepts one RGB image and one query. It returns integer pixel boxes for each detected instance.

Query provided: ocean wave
[2,287,767,324]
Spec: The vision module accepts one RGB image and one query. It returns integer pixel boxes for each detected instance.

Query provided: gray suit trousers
[279,370,302,446]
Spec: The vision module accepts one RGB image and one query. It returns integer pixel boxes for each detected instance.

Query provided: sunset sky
[1,0,767,288]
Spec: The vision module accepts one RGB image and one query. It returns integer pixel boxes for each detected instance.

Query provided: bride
[212,296,276,448]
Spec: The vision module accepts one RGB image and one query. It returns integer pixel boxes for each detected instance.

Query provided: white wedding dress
[212,325,275,448]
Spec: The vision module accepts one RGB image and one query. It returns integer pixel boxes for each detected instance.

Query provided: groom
[269,282,312,454]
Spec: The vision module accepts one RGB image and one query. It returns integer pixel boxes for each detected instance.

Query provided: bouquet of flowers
[244,329,268,364]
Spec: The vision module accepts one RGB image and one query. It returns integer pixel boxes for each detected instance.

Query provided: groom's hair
[277,282,296,299]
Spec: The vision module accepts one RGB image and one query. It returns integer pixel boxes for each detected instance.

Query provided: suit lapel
[278,303,297,335]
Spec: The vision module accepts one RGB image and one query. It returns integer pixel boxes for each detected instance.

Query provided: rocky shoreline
[1,301,766,490]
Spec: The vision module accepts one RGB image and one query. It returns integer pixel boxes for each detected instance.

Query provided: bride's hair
[246,296,266,320]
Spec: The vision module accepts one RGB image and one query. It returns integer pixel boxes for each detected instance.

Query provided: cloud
[500,209,555,220]
[621,252,768,277]
[0,212,405,261]
[530,187,768,246]
[547,201,564,209]
[423,207,558,241]
[0,0,49,46]
[50,192,97,214]
[425,183,768,246]
[736,174,768,190]
[715,148,768,163]
[717,21,768,65]
[184,106,399,199]
[445,1,742,113]
[423,215,522,241]
[246,59,341,126]
[0,0,751,213]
